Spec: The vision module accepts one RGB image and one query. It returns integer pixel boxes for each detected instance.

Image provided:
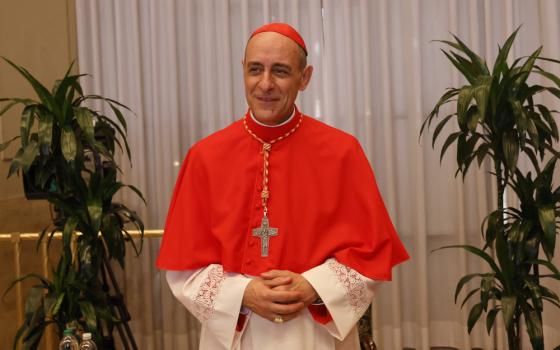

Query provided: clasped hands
[241,270,318,323]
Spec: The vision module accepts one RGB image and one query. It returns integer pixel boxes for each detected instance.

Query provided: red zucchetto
[250,22,307,55]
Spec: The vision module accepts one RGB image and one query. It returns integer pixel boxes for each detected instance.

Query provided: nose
[258,71,274,92]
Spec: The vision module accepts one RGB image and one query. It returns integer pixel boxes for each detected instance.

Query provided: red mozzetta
[157,107,409,280]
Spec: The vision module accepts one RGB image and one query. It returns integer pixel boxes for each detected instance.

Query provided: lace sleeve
[191,265,227,322]
[327,259,370,316]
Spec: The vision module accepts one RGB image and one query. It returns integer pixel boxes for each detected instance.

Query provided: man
[157,23,408,349]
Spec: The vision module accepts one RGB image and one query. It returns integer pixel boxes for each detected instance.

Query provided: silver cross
[252,215,278,257]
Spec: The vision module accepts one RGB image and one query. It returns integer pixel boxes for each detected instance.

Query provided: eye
[248,66,262,74]
[273,68,289,76]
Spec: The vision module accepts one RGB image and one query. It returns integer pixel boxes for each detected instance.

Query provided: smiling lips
[256,96,279,103]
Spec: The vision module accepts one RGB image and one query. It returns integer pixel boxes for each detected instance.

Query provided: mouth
[256,96,279,103]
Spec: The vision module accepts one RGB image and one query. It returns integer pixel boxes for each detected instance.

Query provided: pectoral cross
[252,215,278,257]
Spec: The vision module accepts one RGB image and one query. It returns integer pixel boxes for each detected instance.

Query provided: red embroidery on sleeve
[192,265,226,321]
[328,259,369,315]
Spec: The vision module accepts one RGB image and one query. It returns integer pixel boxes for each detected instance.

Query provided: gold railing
[0,229,163,349]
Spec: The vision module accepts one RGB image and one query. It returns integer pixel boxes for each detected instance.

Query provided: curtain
[75,0,560,349]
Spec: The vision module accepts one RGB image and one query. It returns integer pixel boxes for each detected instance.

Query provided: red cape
[157,108,409,280]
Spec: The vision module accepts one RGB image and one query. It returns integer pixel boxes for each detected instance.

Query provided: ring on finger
[273,315,284,324]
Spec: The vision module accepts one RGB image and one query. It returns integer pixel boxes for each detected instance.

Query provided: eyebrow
[246,62,292,72]
[272,63,292,72]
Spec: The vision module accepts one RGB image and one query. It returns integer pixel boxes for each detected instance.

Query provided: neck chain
[243,114,303,256]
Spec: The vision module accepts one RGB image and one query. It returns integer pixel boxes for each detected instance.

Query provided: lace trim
[192,265,226,322]
[327,259,369,315]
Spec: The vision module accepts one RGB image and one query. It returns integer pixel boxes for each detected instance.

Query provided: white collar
[250,109,295,127]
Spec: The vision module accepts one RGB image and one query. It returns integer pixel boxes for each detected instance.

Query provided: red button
[248,240,254,247]
[246,259,252,265]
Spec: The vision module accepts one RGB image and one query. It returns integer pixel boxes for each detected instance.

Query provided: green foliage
[422,29,560,350]
[0,58,145,349]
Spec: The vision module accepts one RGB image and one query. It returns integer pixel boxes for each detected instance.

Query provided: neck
[251,109,295,127]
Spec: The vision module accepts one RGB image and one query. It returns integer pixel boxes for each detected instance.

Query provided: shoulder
[188,118,245,157]
[301,115,361,153]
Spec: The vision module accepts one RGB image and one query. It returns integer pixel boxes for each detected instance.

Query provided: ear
[299,65,313,91]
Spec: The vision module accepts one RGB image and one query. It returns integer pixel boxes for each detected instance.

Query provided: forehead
[244,32,301,65]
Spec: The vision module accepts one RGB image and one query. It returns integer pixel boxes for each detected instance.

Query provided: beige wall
[0,0,77,348]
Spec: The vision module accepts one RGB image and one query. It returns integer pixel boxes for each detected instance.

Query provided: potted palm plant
[421,28,560,350]
[1,58,145,349]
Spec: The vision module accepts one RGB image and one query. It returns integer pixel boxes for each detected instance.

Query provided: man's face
[243,32,313,125]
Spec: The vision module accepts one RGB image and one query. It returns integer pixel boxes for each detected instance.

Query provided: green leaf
[0,98,36,116]
[538,204,556,257]
[21,317,45,350]
[96,114,131,160]
[24,287,43,317]
[13,322,28,350]
[540,285,560,304]
[38,114,53,148]
[431,114,455,148]
[475,143,490,166]
[108,102,128,133]
[449,34,490,75]
[526,118,539,150]
[436,245,502,280]
[534,66,560,89]
[440,131,461,162]
[20,105,37,147]
[126,184,146,204]
[501,295,517,329]
[480,275,494,310]
[421,88,459,135]
[525,279,543,311]
[484,211,502,248]
[61,127,77,161]
[442,50,477,84]
[467,303,483,333]
[78,94,132,112]
[62,216,78,252]
[532,259,560,277]
[451,51,482,81]
[461,288,481,308]
[75,107,94,140]
[18,140,39,172]
[87,197,102,235]
[515,46,542,87]
[454,273,483,303]
[457,86,474,127]
[0,136,20,152]
[511,99,527,132]
[473,81,490,122]
[492,26,521,77]
[3,273,49,299]
[486,308,499,334]
[543,296,560,308]
[2,57,59,117]
[79,300,98,331]
[523,308,544,349]
[502,131,519,173]
[536,105,558,141]
[49,292,65,316]
[7,148,23,178]
[495,231,514,291]
[457,134,478,173]
[466,105,480,132]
